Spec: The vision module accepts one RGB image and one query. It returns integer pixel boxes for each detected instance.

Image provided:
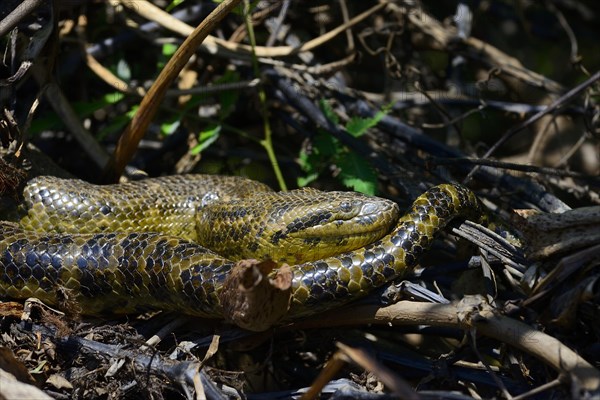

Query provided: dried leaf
[0,347,37,385]
[219,260,292,331]
[46,373,73,390]
[0,368,52,400]
[0,302,24,318]
[547,276,599,330]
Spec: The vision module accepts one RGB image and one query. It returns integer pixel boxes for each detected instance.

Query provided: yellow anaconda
[0,175,484,319]
[18,175,399,263]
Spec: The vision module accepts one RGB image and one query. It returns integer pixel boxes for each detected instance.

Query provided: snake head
[197,188,399,264]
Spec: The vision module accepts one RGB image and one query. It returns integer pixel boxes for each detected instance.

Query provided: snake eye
[339,201,352,212]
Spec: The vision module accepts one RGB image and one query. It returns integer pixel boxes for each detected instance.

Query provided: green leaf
[319,99,339,125]
[190,125,221,155]
[166,0,186,12]
[162,43,178,57]
[345,103,391,137]
[103,92,125,105]
[312,131,339,158]
[297,145,319,186]
[336,151,378,195]
[296,131,340,187]
[160,117,181,136]
[297,172,319,187]
[346,116,375,137]
[215,70,241,120]
[158,43,178,69]
[297,146,312,171]
[126,105,139,118]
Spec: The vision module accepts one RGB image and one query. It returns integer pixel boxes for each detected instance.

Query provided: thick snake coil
[0,175,484,318]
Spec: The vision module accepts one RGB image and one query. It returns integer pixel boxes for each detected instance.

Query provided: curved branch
[289,296,600,392]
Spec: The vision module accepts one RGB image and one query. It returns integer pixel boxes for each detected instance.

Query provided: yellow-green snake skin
[0,175,484,318]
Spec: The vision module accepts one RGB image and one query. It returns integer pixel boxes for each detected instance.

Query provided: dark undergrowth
[1,1,599,399]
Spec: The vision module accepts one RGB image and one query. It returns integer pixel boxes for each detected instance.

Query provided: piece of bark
[219,259,292,332]
[514,207,600,259]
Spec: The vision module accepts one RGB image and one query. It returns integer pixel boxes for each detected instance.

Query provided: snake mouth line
[285,219,398,251]
[290,208,400,239]
[296,222,393,239]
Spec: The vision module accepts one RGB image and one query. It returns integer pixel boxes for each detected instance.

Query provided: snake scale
[0,175,484,319]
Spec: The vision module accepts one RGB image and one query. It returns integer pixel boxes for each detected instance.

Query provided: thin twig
[0,0,45,37]
[288,297,600,392]
[265,0,290,47]
[104,0,243,182]
[120,0,387,59]
[431,156,599,182]
[244,0,287,191]
[464,70,600,183]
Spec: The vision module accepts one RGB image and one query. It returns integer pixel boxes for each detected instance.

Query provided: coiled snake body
[0,175,483,319]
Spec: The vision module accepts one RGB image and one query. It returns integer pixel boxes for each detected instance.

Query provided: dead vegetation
[1,1,599,399]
